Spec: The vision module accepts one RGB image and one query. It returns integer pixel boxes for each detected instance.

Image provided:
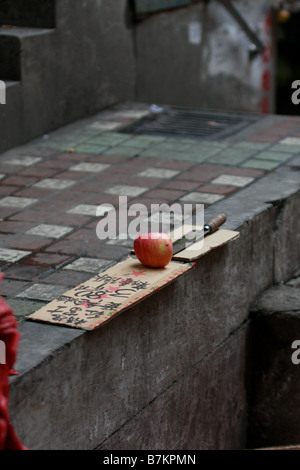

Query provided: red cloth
[0,273,27,450]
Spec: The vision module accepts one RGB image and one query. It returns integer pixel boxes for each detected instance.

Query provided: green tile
[85,133,130,145]
[146,142,227,162]
[255,151,293,162]
[120,138,150,149]
[84,138,115,147]
[6,298,47,320]
[137,149,183,161]
[268,143,300,154]
[186,149,221,159]
[43,141,79,151]
[128,135,158,144]
[234,141,270,150]
[187,143,221,153]
[165,137,199,145]
[151,142,193,152]
[160,136,194,144]
[241,159,281,170]
[130,135,167,144]
[139,148,169,157]
[87,136,127,146]
[74,144,109,153]
[103,132,132,141]
[51,134,88,143]
[177,153,210,163]
[208,151,249,165]
[203,140,229,149]
[103,146,139,157]
[187,143,227,153]
[225,148,256,156]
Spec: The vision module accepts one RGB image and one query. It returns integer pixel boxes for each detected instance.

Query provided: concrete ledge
[8,158,300,450]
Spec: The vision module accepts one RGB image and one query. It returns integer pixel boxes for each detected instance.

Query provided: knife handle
[204,213,227,234]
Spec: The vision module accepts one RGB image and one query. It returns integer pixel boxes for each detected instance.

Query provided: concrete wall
[53,0,136,125]
[135,0,275,113]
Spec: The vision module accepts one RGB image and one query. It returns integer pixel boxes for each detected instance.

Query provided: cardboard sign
[26,257,194,331]
[172,229,240,261]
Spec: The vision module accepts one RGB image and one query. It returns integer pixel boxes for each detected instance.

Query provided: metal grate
[119,106,261,140]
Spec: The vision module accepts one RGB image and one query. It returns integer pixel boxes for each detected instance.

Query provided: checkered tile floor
[1,104,300,314]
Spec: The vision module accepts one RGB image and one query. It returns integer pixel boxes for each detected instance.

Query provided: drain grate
[119,106,261,140]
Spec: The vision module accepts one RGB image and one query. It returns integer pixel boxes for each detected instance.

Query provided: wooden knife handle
[205,213,227,234]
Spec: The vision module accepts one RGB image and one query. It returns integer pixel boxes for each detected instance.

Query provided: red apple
[134,232,173,268]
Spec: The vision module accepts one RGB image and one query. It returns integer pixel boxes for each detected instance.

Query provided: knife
[172,213,227,255]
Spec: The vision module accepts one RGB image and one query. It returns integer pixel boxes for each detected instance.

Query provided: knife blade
[172,213,227,255]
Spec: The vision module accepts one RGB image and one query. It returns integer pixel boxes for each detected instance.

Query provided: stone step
[0,26,55,81]
[0,25,56,153]
[0,0,55,28]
